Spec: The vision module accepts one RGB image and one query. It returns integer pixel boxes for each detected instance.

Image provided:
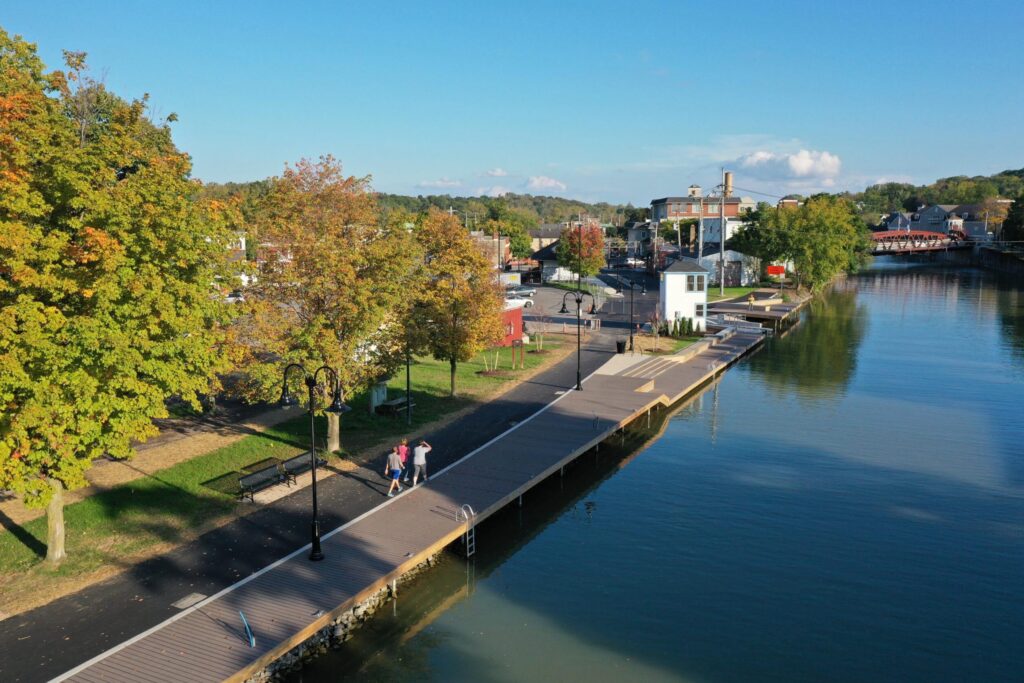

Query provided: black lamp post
[625,279,646,352]
[559,289,595,391]
[279,363,350,561]
[561,224,598,393]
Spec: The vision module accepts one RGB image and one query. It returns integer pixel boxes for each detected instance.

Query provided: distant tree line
[839,169,1024,224]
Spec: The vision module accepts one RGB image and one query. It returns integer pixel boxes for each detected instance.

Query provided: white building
[699,248,760,287]
[699,217,747,245]
[659,258,709,332]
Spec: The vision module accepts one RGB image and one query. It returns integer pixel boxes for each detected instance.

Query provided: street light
[559,289,595,391]
[279,363,350,561]
[559,223,596,391]
[624,279,645,352]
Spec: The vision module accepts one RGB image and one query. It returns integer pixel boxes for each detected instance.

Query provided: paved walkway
[49,330,763,683]
[0,335,617,683]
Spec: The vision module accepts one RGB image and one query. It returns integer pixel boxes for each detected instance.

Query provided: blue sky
[5,0,1022,204]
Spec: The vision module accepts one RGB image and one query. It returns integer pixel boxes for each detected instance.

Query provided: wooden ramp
[57,331,763,683]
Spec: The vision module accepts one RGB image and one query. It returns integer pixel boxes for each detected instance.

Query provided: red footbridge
[870,230,970,255]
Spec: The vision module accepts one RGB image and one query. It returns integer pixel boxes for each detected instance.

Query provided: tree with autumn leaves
[234,157,422,449]
[556,224,606,278]
[415,209,505,397]
[0,32,236,563]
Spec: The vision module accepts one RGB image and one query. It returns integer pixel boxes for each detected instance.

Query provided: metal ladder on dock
[456,504,477,557]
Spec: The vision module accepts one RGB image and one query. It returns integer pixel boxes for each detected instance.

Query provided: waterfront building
[659,257,709,332]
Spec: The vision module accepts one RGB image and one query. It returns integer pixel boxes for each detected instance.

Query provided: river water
[288,261,1024,683]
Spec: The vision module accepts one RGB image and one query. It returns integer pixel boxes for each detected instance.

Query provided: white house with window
[659,258,709,332]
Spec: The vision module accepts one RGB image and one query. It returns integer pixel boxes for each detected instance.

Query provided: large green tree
[1002,193,1024,243]
[0,34,235,563]
[730,197,870,291]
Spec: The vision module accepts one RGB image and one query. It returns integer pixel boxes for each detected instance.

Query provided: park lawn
[547,281,607,298]
[0,337,567,616]
[708,286,759,302]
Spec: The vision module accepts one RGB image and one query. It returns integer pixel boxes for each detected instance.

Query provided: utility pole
[719,167,727,297]
[697,194,705,268]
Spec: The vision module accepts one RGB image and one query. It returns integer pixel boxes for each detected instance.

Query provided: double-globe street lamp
[279,363,350,561]
[559,289,596,391]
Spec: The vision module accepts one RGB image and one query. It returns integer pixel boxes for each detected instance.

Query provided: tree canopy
[415,209,505,397]
[556,225,605,278]
[730,196,871,291]
[0,32,236,562]
[237,156,420,405]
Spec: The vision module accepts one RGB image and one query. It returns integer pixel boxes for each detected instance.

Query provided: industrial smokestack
[723,171,733,198]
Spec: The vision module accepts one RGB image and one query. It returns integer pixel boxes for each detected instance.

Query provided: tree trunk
[326,412,341,453]
[449,357,457,397]
[46,478,67,565]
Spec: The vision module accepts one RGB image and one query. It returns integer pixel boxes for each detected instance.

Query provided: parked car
[625,257,645,268]
[224,290,245,303]
[505,293,534,307]
[509,285,536,297]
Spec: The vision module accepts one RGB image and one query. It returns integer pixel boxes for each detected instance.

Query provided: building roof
[530,224,564,238]
[663,257,708,273]
[531,241,559,261]
[651,196,743,204]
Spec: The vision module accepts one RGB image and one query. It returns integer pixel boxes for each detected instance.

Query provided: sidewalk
[0,335,615,683]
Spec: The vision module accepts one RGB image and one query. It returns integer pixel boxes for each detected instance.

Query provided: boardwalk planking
[57,330,764,683]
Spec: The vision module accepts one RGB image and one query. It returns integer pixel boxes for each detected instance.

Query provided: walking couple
[384,437,432,497]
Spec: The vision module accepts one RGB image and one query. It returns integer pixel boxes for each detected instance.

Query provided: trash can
[616,339,627,354]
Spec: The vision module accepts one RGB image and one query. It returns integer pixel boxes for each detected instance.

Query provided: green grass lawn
[707,286,759,302]
[547,281,607,298]
[0,337,566,613]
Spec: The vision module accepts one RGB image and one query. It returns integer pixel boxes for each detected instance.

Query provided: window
[695,303,705,317]
[686,275,695,291]
[696,275,705,292]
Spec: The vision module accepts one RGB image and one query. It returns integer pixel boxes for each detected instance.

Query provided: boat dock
[56,329,765,683]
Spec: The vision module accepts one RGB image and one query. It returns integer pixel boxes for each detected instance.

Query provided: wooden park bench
[238,462,283,502]
[280,451,328,486]
[376,395,416,417]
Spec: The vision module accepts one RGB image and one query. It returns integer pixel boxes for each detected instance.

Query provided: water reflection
[996,284,1024,363]
[746,288,868,401]
[289,262,1024,683]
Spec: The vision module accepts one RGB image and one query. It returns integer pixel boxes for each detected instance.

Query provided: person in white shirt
[412,439,432,485]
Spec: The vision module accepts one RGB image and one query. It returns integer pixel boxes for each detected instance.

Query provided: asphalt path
[0,334,616,683]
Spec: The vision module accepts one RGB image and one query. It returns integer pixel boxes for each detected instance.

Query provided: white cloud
[486,167,508,177]
[527,175,567,192]
[477,185,510,197]
[738,149,842,181]
[417,177,462,189]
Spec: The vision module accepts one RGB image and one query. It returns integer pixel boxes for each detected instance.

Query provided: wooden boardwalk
[55,330,764,683]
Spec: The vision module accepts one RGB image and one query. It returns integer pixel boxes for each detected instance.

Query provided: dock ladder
[457,504,477,557]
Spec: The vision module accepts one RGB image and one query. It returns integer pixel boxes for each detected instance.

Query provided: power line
[729,185,782,198]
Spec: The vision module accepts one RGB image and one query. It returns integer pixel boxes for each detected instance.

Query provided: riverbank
[48,330,765,683]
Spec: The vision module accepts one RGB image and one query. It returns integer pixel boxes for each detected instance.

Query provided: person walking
[412,439,432,485]
[398,438,411,483]
[384,446,404,497]
[747,292,756,310]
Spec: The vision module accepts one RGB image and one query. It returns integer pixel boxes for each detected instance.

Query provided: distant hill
[845,168,1024,217]
[200,180,643,227]
[375,192,641,226]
